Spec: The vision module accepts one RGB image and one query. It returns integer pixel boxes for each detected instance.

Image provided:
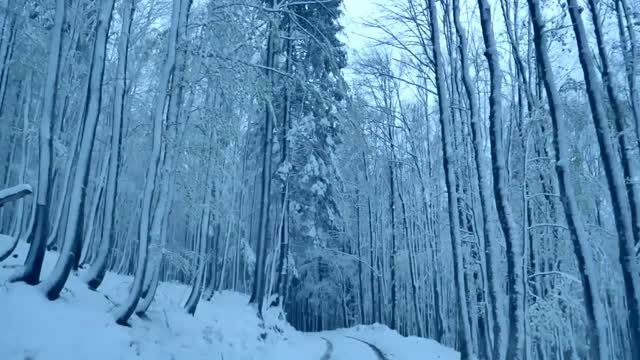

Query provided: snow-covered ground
[0,240,458,360]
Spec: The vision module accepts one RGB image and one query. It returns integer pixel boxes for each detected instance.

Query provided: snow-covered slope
[0,240,458,360]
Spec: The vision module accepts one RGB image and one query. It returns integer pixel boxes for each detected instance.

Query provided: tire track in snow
[345,336,389,360]
[320,337,334,360]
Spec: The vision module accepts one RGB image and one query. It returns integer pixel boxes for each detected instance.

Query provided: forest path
[318,335,388,360]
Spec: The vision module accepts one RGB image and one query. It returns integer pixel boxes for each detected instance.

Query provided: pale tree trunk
[185,130,214,315]
[136,157,176,315]
[363,153,377,324]
[382,86,398,330]
[615,0,640,141]
[85,0,136,290]
[589,0,640,254]
[426,0,473,357]
[451,0,506,357]
[185,196,212,315]
[398,186,423,337]
[356,187,365,323]
[13,0,65,285]
[45,124,78,251]
[42,0,115,300]
[526,0,610,357]
[388,120,398,331]
[115,0,189,326]
[0,0,16,116]
[79,156,108,266]
[138,0,192,313]
[272,16,292,308]
[0,73,31,261]
[249,10,277,318]
[138,91,191,314]
[475,0,526,357]
[566,0,640,355]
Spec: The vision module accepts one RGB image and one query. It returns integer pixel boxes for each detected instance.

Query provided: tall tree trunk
[185,198,212,315]
[362,152,377,324]
[475,0,526,356]
[585,0,640,251]
[451,0,506,356]
[398,186,423,337]
[115,0,189,326]
[615,0,640,140]
[565,0,640,355]
[426,0,473,357]
[388,123,398,331]
[273,16,292,308]
[356,187,365,323]
[249,11,277,319]
[42,0,115,300]
[526,0,610,356]
[13,0,65,285]
[85,0,135,290]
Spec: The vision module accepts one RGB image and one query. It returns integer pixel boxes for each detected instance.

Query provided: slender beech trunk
[526,0,609,356]
[474,0,526,356]
[42,0,115,300]
[362,153,377,324]
[115,0,188,326]
[86,0,135,290]
[425,0,472,357]
[185,194,212,315]
[565,0,640,355]
[249,10,277,319]
[585,0,640,252]
[398,187,423,337]
[451,0,506,356]
[388,122,398,331]
[0,0,16,117]
[356,186,365,323]
[615,0,640,140]
[13,0,64,285]
[273,16,292,308]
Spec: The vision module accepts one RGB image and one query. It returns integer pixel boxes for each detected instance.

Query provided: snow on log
[0,184,33,208]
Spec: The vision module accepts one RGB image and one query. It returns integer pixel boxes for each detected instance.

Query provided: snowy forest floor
[0,240,458,360]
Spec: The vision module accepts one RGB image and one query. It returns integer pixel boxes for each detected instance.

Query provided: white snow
[324,324,460,360]
[0,240,458,360]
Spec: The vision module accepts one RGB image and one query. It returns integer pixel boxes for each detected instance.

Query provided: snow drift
[0,240,457,360]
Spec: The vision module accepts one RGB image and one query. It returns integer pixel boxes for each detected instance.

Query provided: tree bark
[565,0,640,354]
[13,0,65,285]
[86,0,136,290]
[425,0,473,357]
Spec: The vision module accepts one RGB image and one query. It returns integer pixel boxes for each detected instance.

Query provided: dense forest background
[0,0,639,359]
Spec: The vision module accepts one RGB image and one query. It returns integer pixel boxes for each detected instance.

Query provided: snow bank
[0,241,324,360]
[326,323,460,360]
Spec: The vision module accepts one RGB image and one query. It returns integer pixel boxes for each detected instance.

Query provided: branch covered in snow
[0,184,32,208]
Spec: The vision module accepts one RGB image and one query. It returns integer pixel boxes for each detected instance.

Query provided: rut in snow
[345,336,389,360]
[320,337,333,360]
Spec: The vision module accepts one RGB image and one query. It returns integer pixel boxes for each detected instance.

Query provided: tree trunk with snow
[475,0,526,357]
[85,0,135,291]
[526,0,610,357]
[41,0,115,300]
[13,0,65,285]
[249,13,277,319]
[451,0,506,356]
[426,0,473,357]
[114,0,188,326]
[565,0,640,354]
